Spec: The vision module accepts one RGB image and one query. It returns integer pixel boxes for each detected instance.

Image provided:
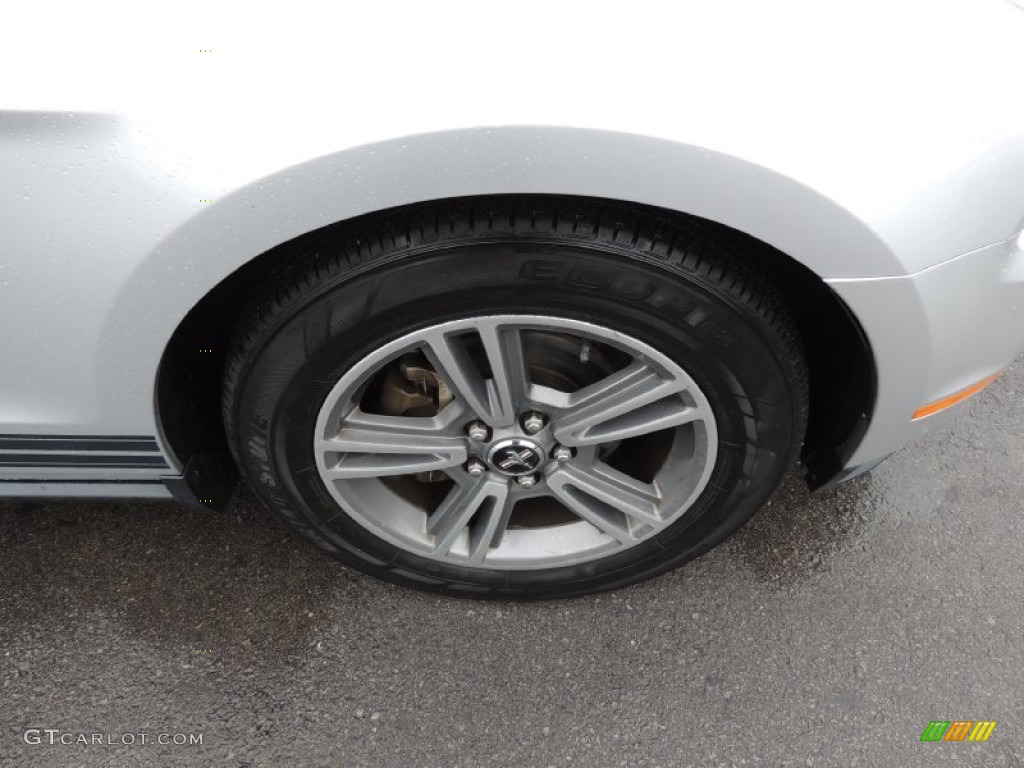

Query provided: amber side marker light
[912,373,1001,421]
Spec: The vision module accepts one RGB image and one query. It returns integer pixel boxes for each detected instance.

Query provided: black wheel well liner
[155,194,874,493]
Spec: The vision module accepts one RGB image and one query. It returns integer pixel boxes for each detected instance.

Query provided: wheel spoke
[552,361,698,446]
[547,461,663,540]
[319,410,467,479]
[477,321,530,426]
[467,489,516,562]
[427,477,510,557]
[423,325,520,428]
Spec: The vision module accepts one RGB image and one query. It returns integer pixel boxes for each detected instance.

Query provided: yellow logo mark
[968,721,997,742]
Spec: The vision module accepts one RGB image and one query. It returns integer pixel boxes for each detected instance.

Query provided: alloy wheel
[313,315,718,570]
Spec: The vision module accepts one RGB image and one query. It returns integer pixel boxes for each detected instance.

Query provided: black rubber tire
[222,196,807,598]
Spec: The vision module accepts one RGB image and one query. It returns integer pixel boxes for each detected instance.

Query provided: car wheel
[223,197,807,597]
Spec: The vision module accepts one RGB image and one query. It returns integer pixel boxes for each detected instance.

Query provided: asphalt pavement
[2,360,1022,767]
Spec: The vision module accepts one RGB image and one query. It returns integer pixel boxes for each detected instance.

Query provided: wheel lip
[313,314,718,571]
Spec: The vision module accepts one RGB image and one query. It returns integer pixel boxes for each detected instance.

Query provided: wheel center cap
[486,438,544,476]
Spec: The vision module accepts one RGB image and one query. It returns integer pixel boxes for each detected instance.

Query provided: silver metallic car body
[1,0,1023,498]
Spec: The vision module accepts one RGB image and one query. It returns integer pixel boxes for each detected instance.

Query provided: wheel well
[155,194,875,490]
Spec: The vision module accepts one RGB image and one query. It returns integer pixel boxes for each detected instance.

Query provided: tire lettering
[608,274,655,299]
[519,260,566,281]
[520,259,735,347]
[645,287,696,315]
[565,265,607,289]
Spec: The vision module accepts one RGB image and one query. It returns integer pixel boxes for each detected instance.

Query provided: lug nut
[522,411,547,435]
[465,459,487,477]
[517,473,539,489]
[552,445,573,462]
[466,421,490,442]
